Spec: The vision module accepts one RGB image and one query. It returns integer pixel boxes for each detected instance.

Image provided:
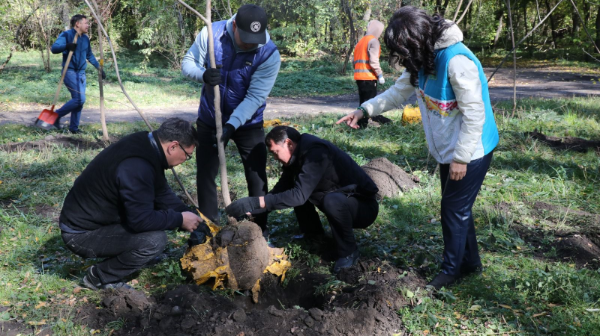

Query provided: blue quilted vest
[198,20,278,129]
[417,42,499,158]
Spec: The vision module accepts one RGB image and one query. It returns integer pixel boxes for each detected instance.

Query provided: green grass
[0,51,402,112]
[1,96,600,334]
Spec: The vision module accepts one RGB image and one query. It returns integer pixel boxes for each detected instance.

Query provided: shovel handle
[53,33,79,106]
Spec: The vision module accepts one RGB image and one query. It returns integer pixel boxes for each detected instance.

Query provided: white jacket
[361,24,487,164]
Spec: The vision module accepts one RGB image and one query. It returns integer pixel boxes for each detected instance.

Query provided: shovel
[34,33,79,130]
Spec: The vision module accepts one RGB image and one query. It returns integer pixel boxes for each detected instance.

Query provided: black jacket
[264,134,378,210]
[59,131,188,232]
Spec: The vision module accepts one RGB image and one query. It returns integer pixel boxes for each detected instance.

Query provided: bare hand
[336,110,364,129]
[181,211,202,232]
[449,161,467,181]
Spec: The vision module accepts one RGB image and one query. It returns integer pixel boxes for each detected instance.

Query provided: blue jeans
[439,151,493,276]
[55,70,86,131]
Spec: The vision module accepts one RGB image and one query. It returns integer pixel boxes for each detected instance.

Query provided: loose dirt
[495,201,600,268]
[1,134,109,152]
[526,130,600,152]
[76,259,425,336]
[362,157,419,199]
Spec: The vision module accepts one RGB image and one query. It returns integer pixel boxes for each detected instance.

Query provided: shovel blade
[34,108,59,130]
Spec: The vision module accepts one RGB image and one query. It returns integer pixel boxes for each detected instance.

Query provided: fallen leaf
[35,302,47,309]
[499,304,512,309]
[533,312,547,318]
[73,287,82,294]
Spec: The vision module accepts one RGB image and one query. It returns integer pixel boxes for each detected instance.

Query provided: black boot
[333,249,360,273]
[83,265,132,290]
[426,272,458,290]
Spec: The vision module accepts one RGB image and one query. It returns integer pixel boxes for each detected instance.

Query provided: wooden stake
[177,0,232,207]
[90,0,108,141]
[504,0,517,117]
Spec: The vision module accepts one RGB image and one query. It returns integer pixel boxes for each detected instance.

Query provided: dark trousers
[356,80,378,105]
[195,119,268,228]
[439,151,493,276]
[61,225,167,284]
[294,193,379,258]
[55,70,86,132]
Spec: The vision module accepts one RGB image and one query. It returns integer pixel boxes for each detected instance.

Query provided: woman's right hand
[336,109,364,129]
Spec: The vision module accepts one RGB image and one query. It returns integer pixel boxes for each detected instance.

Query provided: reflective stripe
[353,35,379,80]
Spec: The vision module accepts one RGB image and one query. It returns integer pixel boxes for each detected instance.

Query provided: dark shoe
[426,272,458,290]
[83,265,132,290]
[460,264,483,277]
[69,129,83,134]
[333,249,360,274]
[53,119,63,130]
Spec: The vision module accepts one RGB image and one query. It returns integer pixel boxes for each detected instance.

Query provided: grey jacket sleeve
[181,27,209,83]
[448,55,485,163]
[361,70,415,117]
[367,38,383,78]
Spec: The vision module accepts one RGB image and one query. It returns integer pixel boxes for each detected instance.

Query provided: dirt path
[1,67,598,126]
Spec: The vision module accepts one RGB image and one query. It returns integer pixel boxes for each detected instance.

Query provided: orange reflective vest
[353,35,380,81]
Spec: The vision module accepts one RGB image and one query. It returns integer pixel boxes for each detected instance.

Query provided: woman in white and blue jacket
[337,6,499,290]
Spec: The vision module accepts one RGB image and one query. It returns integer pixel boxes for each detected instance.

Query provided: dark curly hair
[384,6,453,87]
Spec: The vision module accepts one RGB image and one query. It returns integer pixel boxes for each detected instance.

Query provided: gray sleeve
[181,27,209,83]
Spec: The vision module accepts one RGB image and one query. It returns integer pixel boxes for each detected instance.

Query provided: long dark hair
[384,6,452,86]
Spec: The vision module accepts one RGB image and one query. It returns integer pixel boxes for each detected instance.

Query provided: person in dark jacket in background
[50,14,105,133]
[225,126,379,273]
[59,118,210,290]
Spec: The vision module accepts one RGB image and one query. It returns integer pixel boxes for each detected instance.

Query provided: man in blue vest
[51,14,105,134]
[181,4,281,239]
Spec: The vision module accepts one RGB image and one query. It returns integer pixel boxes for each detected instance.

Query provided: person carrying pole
[50,14,105,133]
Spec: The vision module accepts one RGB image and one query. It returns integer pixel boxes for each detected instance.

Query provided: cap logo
[250,21,261,32]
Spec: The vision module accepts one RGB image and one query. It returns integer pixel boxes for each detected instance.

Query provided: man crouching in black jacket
[59,118,210,290]
[225,126,379,273]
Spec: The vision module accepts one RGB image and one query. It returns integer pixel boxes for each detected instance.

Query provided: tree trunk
[545,0,559,48]
[493,12,504,48]
[0,46,16,75]
[596,5,600,48]
[572,1,580,33]
[340,0,356,75]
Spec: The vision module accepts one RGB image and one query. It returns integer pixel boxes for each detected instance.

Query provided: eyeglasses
[178,143,193,161]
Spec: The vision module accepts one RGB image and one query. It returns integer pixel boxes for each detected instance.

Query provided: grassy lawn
[0,51,401,112]
[1,96,600,335]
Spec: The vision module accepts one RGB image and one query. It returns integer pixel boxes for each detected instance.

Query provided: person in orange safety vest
[353,20,386,127]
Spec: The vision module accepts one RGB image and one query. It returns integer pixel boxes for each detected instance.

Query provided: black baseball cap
[235,4,267,44]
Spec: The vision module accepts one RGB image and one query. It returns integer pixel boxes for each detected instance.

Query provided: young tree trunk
[545,0,559,48]
[572,1,580,33]
[505,0,517,116]
[0,46,16,75]
[340,0,356,75]
[596,5,600,48]
[91,0,108,141]
[493,12,504,48]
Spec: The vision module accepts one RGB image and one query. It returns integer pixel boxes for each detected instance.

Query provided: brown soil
[1,135,109,152]
[526,130,600,152]
[362,157,419,199]
[76,259,424,336]
[495,201,600,268]
[213,221,271,290]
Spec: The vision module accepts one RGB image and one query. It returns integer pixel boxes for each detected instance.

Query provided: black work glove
[225,197,261,220]
[188,221,213,247]
[221,123,235,145]
[101,69,106,80]
[66,42,77,52]
[202,66,222,86]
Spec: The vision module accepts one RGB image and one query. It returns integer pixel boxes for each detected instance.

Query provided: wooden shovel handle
[52,33,79,106]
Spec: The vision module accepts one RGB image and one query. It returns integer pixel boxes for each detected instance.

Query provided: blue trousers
[439,151,493,276]
[55,70,86,132]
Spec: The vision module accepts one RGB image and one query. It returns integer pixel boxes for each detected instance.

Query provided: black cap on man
[235,4,268,44]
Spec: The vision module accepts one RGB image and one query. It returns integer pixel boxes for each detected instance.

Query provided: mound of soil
[213,221,271,290]
[77,259,425,336]
[362,157,419,199]
[1,135,107,152]
[526,130,600,152]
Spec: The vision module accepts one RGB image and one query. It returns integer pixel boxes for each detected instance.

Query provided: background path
[1,67,598,126]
